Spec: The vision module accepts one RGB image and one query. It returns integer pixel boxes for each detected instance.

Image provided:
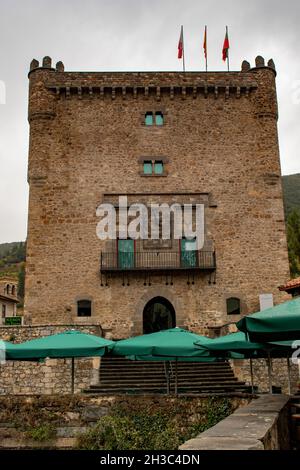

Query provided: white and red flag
[178,25,184,59]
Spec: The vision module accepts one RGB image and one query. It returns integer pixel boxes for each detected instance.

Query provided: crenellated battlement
[29,56,65,75]
[29,55,276,75]
[28,55,276,102]
[241,56,276,75]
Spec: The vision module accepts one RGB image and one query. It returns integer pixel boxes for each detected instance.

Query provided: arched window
[6,284,10,295]
[12,286,16,296]
[77,299,92,317]
[226,297,241,315]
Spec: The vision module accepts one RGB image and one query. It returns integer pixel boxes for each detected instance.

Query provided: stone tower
[24,55,290,338]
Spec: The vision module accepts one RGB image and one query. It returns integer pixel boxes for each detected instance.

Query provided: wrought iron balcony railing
[100,250,216,272]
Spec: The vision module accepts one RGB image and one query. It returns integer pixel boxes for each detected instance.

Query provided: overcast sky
[0,0,299,243]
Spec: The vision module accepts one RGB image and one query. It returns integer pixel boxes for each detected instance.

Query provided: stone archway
[143,296,176,334]
[131,287,184,336]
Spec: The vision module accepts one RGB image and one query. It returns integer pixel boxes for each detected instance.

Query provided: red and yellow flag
[178,26,184,59]
[222,27,229,61]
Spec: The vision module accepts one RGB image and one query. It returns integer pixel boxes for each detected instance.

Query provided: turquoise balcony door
[118,239,134,269]
[180,238,197,268]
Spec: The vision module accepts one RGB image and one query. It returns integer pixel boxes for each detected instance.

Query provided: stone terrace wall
[0,325,102,394]
[232,358,299,395]
[0,394,249,449]
[180,394,291,450]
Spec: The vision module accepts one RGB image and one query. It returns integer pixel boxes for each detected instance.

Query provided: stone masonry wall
[0,325,102,394]
[24,56,290,339]
[232,357,299,395]
[180,394,291,450]
[0,394,250,449]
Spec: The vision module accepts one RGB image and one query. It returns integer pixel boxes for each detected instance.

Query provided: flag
[203,26,207,59]
[178,26,184,59]
[222,27,229,61]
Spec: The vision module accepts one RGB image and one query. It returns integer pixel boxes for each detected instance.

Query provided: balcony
[100,251,216,272]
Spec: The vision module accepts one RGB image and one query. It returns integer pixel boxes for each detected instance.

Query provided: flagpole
[182,25,186,73]
[226,25,230,72]
[205,25,208,72]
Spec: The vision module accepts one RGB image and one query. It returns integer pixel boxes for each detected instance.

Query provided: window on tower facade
[155,112,164,126]
[143,161,153,174]
[226,297,241,315]
[144,111,164,126]
[145,112,153,126]
[142,160,164,175]
[77,299,92,317]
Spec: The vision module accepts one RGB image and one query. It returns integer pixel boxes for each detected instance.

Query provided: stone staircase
[84,357,248,395]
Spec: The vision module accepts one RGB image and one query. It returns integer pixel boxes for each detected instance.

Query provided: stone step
[91,379,245,388]
[101,357,229,363]
[97,377,239,385]
[100,370,235,377]
[101,359,230,367]
[84,356,245,395]
[99,370,234,377]
[100,365,234,371]
[84,383,248,394]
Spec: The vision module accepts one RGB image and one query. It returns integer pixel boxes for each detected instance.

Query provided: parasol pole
[267,351,272,394]
[164,361,170,395]
[250,358,254,394]
[71,357,75,394]
[287,357,291,395]
[175,358,178,397]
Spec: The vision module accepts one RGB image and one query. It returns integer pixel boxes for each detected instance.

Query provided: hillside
[282,173,300,215]
[0,241,26,279]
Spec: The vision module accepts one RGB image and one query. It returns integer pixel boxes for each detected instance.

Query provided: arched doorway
[143,296,176,334]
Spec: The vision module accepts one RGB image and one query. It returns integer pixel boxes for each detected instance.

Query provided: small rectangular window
[154,161,163,174]
[155,112,164,126]
[77,300,91,317]
[143,161,153,174]
[145,112,153,126]
[226,298,241,315]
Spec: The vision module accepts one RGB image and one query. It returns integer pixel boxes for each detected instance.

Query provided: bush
[26,424,56,442]
[76,397,232,450]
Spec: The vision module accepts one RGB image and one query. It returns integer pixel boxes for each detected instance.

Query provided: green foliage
[17,262,25,302]
[0,241,26,264]
[26,424,56,442]
[287,209,300,277]
[281,174,300,278]
[282,173,300,216]
[76,397,233,450]
[0,241,26,279]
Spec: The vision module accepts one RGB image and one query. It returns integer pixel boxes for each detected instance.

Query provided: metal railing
[100,250,216,272]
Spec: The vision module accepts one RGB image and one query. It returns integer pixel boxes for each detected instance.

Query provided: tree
[17,262,25,304]
[287,209,300,277]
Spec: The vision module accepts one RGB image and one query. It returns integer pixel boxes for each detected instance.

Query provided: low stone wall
[0,394,249,449]
[232,358,299,394]
[180,394,291,450]
[0,325,103,394]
